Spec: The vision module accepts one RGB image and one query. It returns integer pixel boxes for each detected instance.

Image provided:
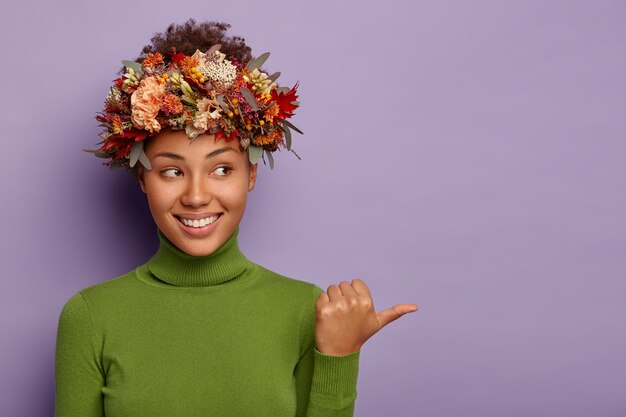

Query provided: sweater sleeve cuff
[310,346,360,400]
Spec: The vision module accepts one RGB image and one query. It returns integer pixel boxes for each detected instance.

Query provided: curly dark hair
[135,18,254,65]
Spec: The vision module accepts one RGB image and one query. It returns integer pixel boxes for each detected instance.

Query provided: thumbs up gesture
[315,278,418,356]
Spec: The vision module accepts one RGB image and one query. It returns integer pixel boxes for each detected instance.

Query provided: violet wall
[1,1,625,416]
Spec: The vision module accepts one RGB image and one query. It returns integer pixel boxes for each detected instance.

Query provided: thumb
[376,303,419,328]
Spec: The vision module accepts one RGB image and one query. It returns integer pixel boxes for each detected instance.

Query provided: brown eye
[161,168,182,177]
[214,166,232,176]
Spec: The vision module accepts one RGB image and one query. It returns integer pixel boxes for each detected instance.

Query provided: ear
[136,166,147,194]
[248,163,258,192]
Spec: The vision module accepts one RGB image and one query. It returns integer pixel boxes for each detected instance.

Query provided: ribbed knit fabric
[54,225,360,417]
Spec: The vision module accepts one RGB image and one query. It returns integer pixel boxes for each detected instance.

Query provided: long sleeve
[54,291,105,417]
[294,285,360,417]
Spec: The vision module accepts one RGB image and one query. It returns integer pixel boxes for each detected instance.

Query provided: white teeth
[180,215,220,228]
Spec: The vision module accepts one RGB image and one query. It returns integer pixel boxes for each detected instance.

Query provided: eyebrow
[153,147,236,161]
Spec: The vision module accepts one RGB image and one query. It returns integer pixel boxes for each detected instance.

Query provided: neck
[146,226,253,287]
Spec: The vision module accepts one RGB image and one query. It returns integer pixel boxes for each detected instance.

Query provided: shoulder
[251,263,325,303]
[58,268,138,317]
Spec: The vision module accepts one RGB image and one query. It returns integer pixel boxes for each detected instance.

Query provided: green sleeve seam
[78,291,106,379]
[298,284,317,360]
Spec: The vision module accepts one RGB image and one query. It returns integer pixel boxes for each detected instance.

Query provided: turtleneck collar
[145,225,254,287]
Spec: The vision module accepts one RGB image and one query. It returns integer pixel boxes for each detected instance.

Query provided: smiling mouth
[175,214,222,228]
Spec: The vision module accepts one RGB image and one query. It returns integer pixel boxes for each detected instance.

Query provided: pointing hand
[315,278,418,356]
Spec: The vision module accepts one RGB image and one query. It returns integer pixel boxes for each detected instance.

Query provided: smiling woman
[136,128,257,256]
[54,17,418,417]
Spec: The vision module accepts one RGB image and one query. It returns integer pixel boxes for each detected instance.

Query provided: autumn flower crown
[84,44,302,171]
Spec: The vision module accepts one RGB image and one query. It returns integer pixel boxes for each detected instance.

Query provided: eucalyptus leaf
[291,100,300,106]
[248,145,263,165]
[206,44,222,56]
[247,52,270,71]
[276,86,290,94]
[289,147,302,160]
[122,60,143,73]
[268,71,281,82]
[240,87,259,111]
[282,119,303,134]
[137,148,152,170]
[266,149,275,170]
[129,142,143,167]
[283,124,292,150]
[217,95,231,112]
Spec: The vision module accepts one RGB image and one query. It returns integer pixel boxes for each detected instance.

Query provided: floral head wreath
[84,44,303,171]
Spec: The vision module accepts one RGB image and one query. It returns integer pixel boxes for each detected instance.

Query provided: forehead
[145,129,243,157]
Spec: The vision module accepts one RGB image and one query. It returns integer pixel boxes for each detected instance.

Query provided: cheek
[144,179,179,211]
[218,181,249,210]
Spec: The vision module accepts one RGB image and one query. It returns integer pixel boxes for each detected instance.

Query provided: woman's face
[136,129,257,256]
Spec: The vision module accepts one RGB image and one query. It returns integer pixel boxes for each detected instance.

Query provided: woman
[55,19,418,417]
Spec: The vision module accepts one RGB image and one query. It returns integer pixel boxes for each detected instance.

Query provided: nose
[180,174,212,208]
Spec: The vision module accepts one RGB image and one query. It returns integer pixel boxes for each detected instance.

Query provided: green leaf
[268,72,281,82]
[240,87,259,111]
[248,145,263,164]
[276,86,290,94]
[291,100,300,106]
[122,60,143,73]
[281,119,303,134]
[247,52,270,71]
[129,142,143,167]
[266,149,275,170]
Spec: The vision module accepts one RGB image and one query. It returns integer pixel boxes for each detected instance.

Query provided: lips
[174,213,223,237]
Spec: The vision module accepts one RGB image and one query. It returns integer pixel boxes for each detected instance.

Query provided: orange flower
[161,93,183,116]
[142,52,164,68]
[130,77,166,133]
[263,104,280,123]
[254,129,283,146]
[178,55,200,77]
[111,115,123,135]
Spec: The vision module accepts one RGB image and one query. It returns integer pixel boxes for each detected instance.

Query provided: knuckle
[317,305,334,319]
[359,297,373,309]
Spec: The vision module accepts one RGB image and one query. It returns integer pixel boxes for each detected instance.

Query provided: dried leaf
[122,60,143,73]
[268,72,281,82]
[282,119,303,134]
[289,147,302,160]
[248,145,263,164]
[247,52,270,71]
[137,148,152,170]
[283,124,292,150]
[266,149,275,170]
[240,87,259,111]
[129,142,143,167]
[217,95,231,112]
[205,44,221,56]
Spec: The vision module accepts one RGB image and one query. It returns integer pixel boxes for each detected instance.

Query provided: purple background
[1,1,625,416]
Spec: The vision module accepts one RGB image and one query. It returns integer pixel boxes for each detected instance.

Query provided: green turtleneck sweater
[54,226,360,417]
